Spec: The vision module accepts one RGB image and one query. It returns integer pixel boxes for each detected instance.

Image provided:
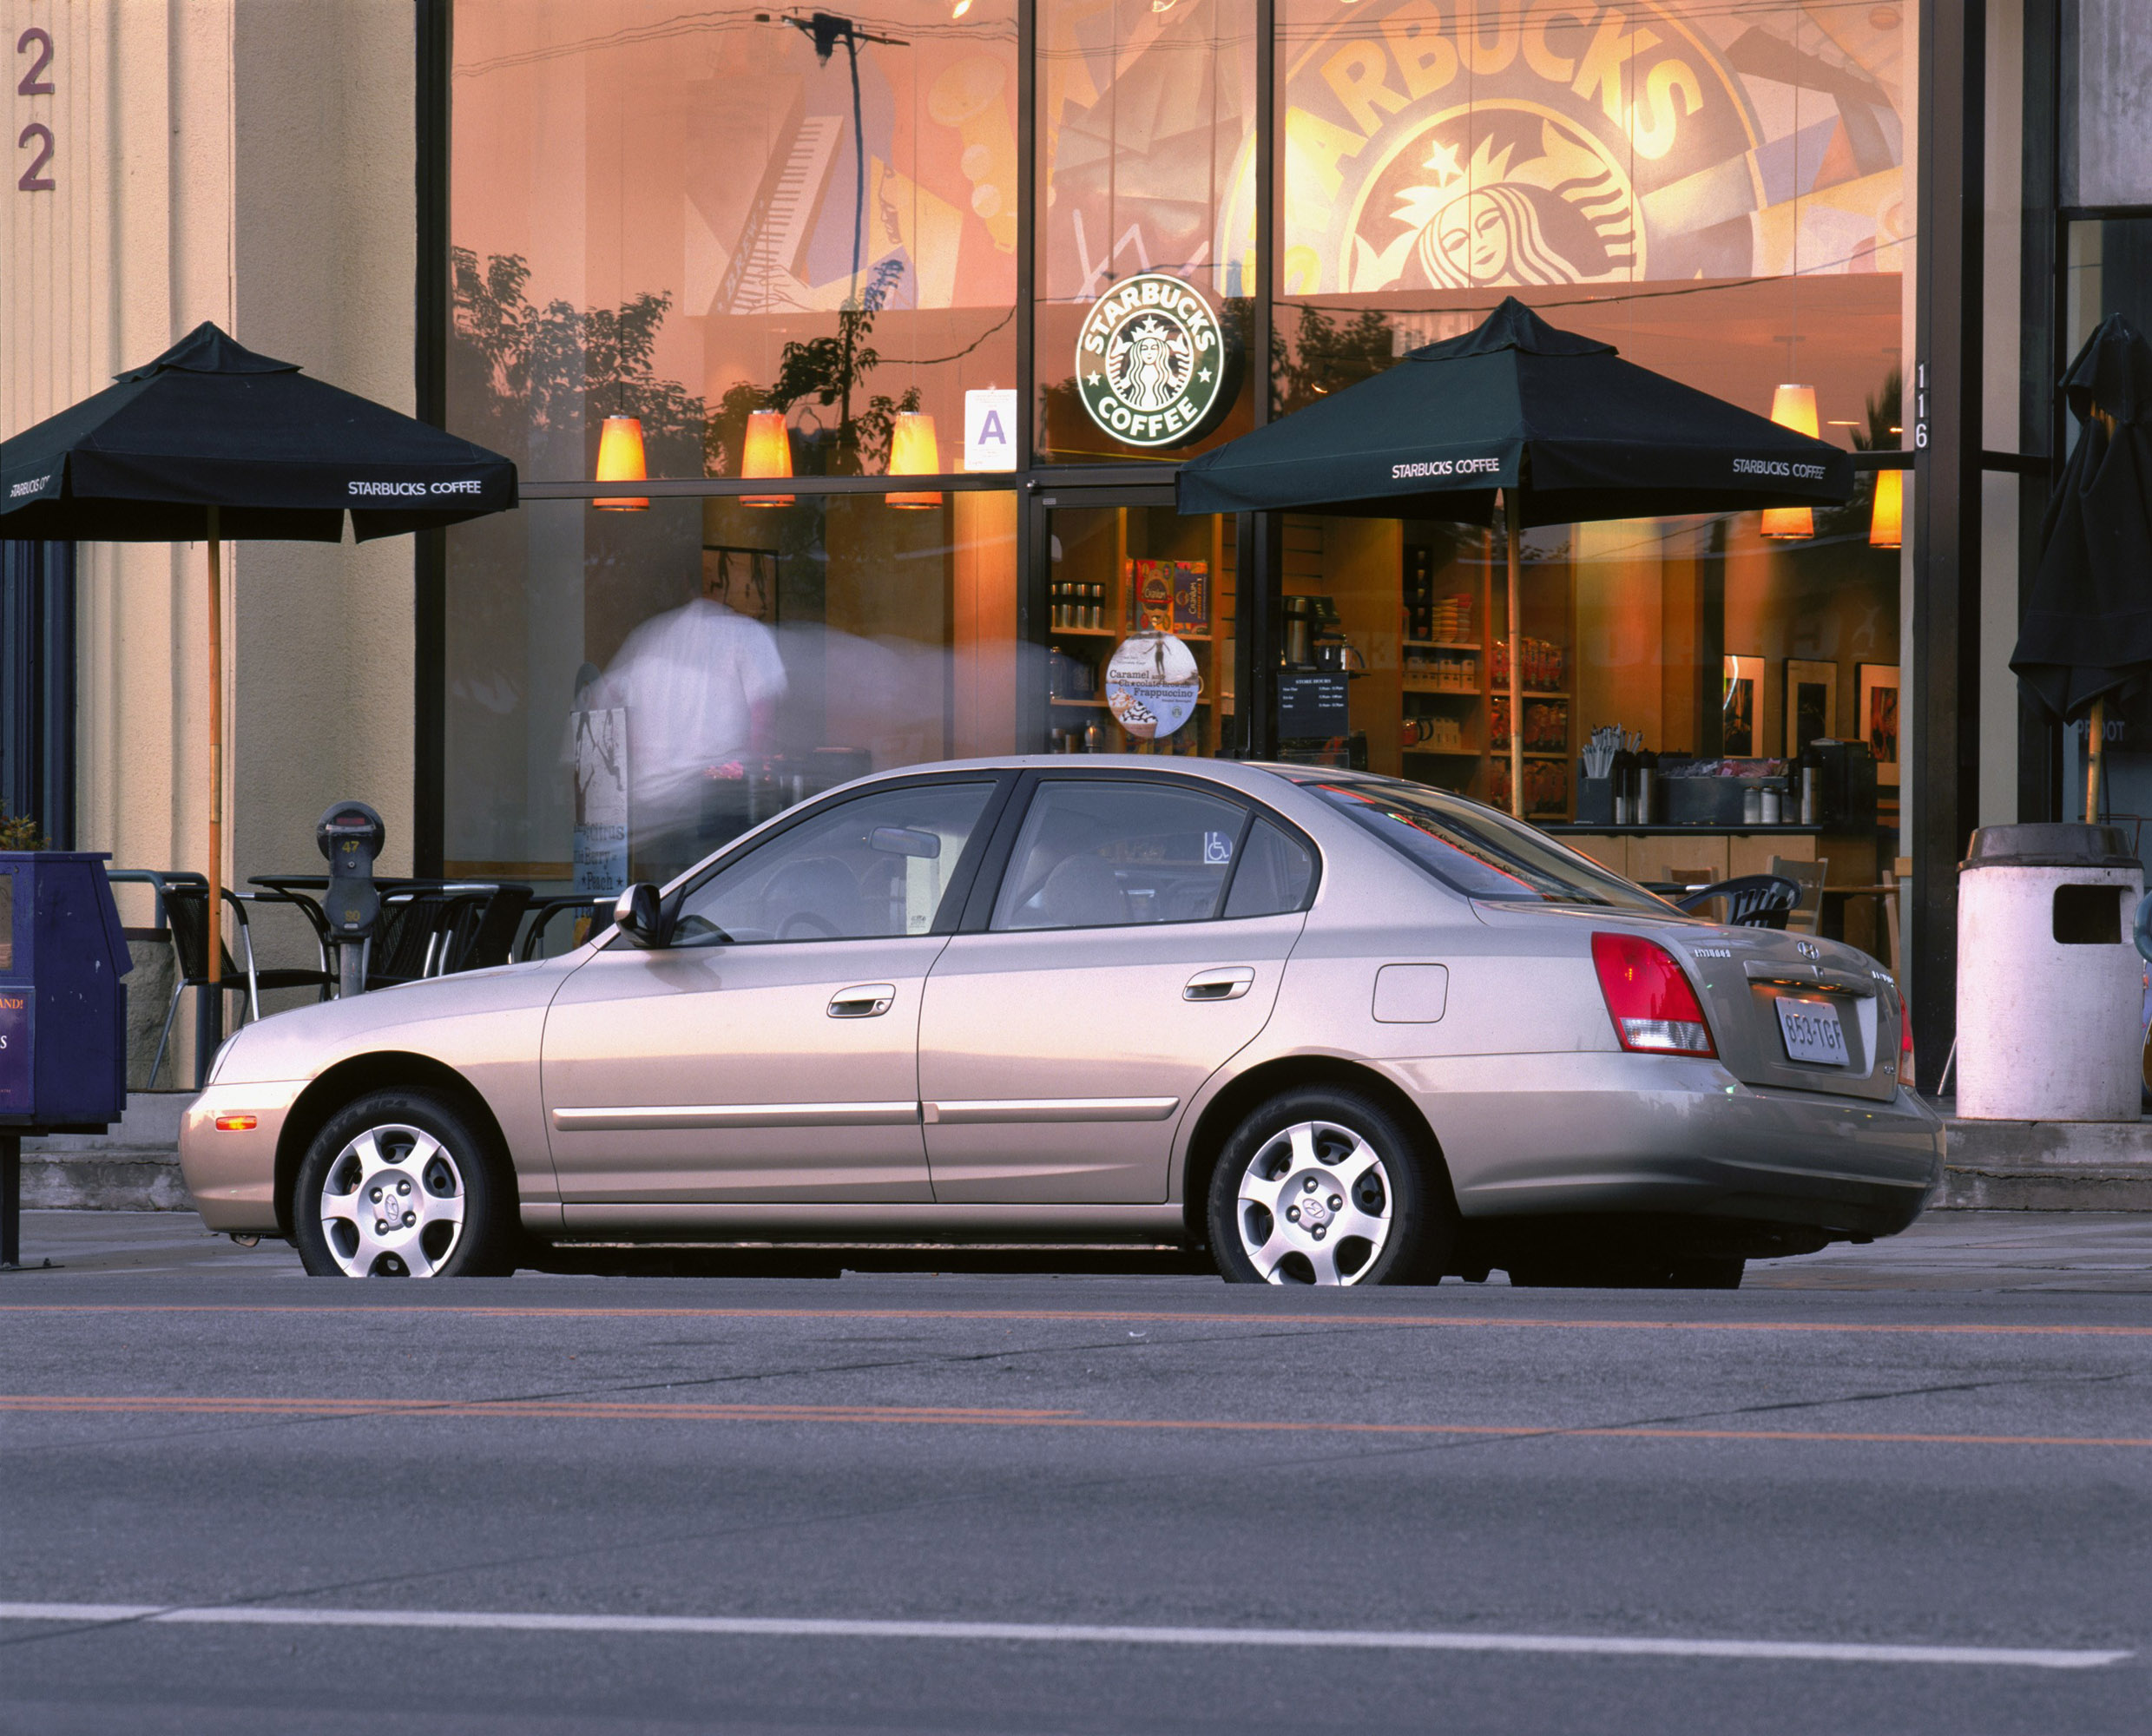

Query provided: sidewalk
[20,1092,2152,1213]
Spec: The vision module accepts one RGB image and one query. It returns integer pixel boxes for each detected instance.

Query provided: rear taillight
[1591,932,1716,1057]
[1901,997,1914,1056]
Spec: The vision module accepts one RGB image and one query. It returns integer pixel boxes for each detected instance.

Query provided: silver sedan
[181,758,1944,1286]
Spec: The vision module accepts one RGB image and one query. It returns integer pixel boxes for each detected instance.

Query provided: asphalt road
[3,1211,2150,1734]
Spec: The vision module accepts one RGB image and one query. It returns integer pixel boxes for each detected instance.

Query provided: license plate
[1775,996,1849,1066]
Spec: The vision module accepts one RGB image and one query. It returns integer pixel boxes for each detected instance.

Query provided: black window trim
[955,766,1323,936]
[630,769,1020,950]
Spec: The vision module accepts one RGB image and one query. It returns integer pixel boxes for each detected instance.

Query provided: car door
[543,775,1004,1204]
[918,773,1317,1203]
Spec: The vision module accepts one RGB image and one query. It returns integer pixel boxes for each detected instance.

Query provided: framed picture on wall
[1858,663,1901,786]
[1785,659,1838,760]
[1722,654,1763,757]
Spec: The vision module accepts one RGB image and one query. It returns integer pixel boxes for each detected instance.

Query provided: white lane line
[0,1603,2125,1669]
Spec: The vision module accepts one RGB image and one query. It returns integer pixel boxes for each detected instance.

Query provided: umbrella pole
[199,507,224,1088]
[2087,695,2107,824]
[1503,491,1524,819]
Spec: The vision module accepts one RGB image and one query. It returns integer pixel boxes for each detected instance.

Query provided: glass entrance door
[1033,490,1237,759]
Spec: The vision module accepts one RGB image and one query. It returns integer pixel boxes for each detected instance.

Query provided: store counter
[1543,824,1883,956]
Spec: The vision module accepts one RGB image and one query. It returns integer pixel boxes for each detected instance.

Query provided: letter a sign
[964,389,1017,472]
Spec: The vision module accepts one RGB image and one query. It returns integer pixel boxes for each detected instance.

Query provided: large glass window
[1034,0,1258,462]
[451,0,1018,482]
[444,492,1018,887]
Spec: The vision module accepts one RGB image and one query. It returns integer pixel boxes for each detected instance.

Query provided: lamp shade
[886,412,943,508]
[593,415,648,510]
[741,409,794,507]
[1869,464,1904,549]
[1760,384,1820,538]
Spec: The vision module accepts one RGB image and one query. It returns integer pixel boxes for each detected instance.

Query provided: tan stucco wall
[2,0,416,915]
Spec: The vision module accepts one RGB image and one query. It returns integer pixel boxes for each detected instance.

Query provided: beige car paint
[917,912,1304,1203]
[541,936,948,1203]
[178,753,1945,1258]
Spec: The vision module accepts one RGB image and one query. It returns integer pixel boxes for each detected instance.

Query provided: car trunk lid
[1474,903,1904,1101]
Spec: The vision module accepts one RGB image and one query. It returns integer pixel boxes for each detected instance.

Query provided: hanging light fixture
[593,415,648,511]
[885,412,943,508]
[1869,464,1904,549]
[740,409,794,507]
[1760,384,1820,539]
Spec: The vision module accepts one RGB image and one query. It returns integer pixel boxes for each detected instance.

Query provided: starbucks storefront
[439,0,1912,956]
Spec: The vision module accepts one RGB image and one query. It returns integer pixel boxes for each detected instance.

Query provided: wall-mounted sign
[964,388,1017,471]
[1278,670,1349,740]
[1076,273,1228,449]
[1105,633,1203,740]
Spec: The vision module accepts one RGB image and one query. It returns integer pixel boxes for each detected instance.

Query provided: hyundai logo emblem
[1796,940,1820,960]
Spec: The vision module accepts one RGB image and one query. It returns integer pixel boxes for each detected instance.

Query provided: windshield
[1295,776,1671,911]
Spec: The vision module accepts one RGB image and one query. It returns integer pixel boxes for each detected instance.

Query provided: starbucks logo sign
[1076,273,1229,449]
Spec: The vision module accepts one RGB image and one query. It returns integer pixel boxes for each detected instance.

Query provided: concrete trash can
[1957,823,2144,1121]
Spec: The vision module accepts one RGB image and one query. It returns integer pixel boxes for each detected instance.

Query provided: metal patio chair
[1675,874,1800,930]
[141,877,334,1087]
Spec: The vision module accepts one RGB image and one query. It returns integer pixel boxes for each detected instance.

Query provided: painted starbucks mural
[1262,0,1906,298]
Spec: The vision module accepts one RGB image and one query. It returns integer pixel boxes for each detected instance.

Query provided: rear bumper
[1398,1051,1945,1240]
[178,1081,303,1233]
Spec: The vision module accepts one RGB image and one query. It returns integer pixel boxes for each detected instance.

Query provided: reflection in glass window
[668,780,995,946]
[445,493,1019,889]
[991,780,1251,930]
[1034,0,1258,463]
[1301,775,1665,909]
[451,0,1017,482]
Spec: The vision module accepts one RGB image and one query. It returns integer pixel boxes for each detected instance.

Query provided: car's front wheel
[1208,1087,1453,1286]
[293,1089,518,1278]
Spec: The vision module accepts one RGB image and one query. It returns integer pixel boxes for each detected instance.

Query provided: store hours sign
[1076,273,1229,450]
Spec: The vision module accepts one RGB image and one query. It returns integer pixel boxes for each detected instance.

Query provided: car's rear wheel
[1207,1087,1452,1286]
[293,1089,518,1278]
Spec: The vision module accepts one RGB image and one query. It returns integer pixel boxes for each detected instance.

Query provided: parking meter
[316,801,385,997]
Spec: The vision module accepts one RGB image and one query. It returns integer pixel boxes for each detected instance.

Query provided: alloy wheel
[1234,1119,1392,1285]
[317,1123,466,1278]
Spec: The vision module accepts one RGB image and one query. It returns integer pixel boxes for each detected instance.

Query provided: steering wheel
[776,912,841,941]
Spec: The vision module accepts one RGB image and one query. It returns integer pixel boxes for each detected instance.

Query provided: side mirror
[613,883,665,948]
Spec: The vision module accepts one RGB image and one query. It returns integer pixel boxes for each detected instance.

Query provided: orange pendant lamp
[1868,465,1904,549]
[1760,384,1820,539]
[741,409,794,507]
[886,412,943,508]
[593,415,648,511]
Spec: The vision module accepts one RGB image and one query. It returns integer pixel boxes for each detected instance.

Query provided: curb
[22,1151,193,1212]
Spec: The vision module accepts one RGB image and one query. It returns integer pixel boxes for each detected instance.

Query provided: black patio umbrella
[0,322,517,1042]
[1177,298,1854,812]
[2010,313,2152,820]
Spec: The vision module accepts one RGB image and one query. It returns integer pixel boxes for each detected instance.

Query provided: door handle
[1184,967,1254,1002]
[828,983,897,1018]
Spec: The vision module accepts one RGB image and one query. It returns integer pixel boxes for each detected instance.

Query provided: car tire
[1208,1087,1453,1286]
[292,1088,520,1279]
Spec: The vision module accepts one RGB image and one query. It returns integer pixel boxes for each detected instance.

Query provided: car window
[1222,819,1316,918]
[1298,775,1668,911]
[667,781,995,945]
[990,779,1251,932]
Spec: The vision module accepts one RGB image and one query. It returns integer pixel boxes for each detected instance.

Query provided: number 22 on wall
[17,24,56,192]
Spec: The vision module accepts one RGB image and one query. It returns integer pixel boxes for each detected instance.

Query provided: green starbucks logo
[1076,273,1229,449]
